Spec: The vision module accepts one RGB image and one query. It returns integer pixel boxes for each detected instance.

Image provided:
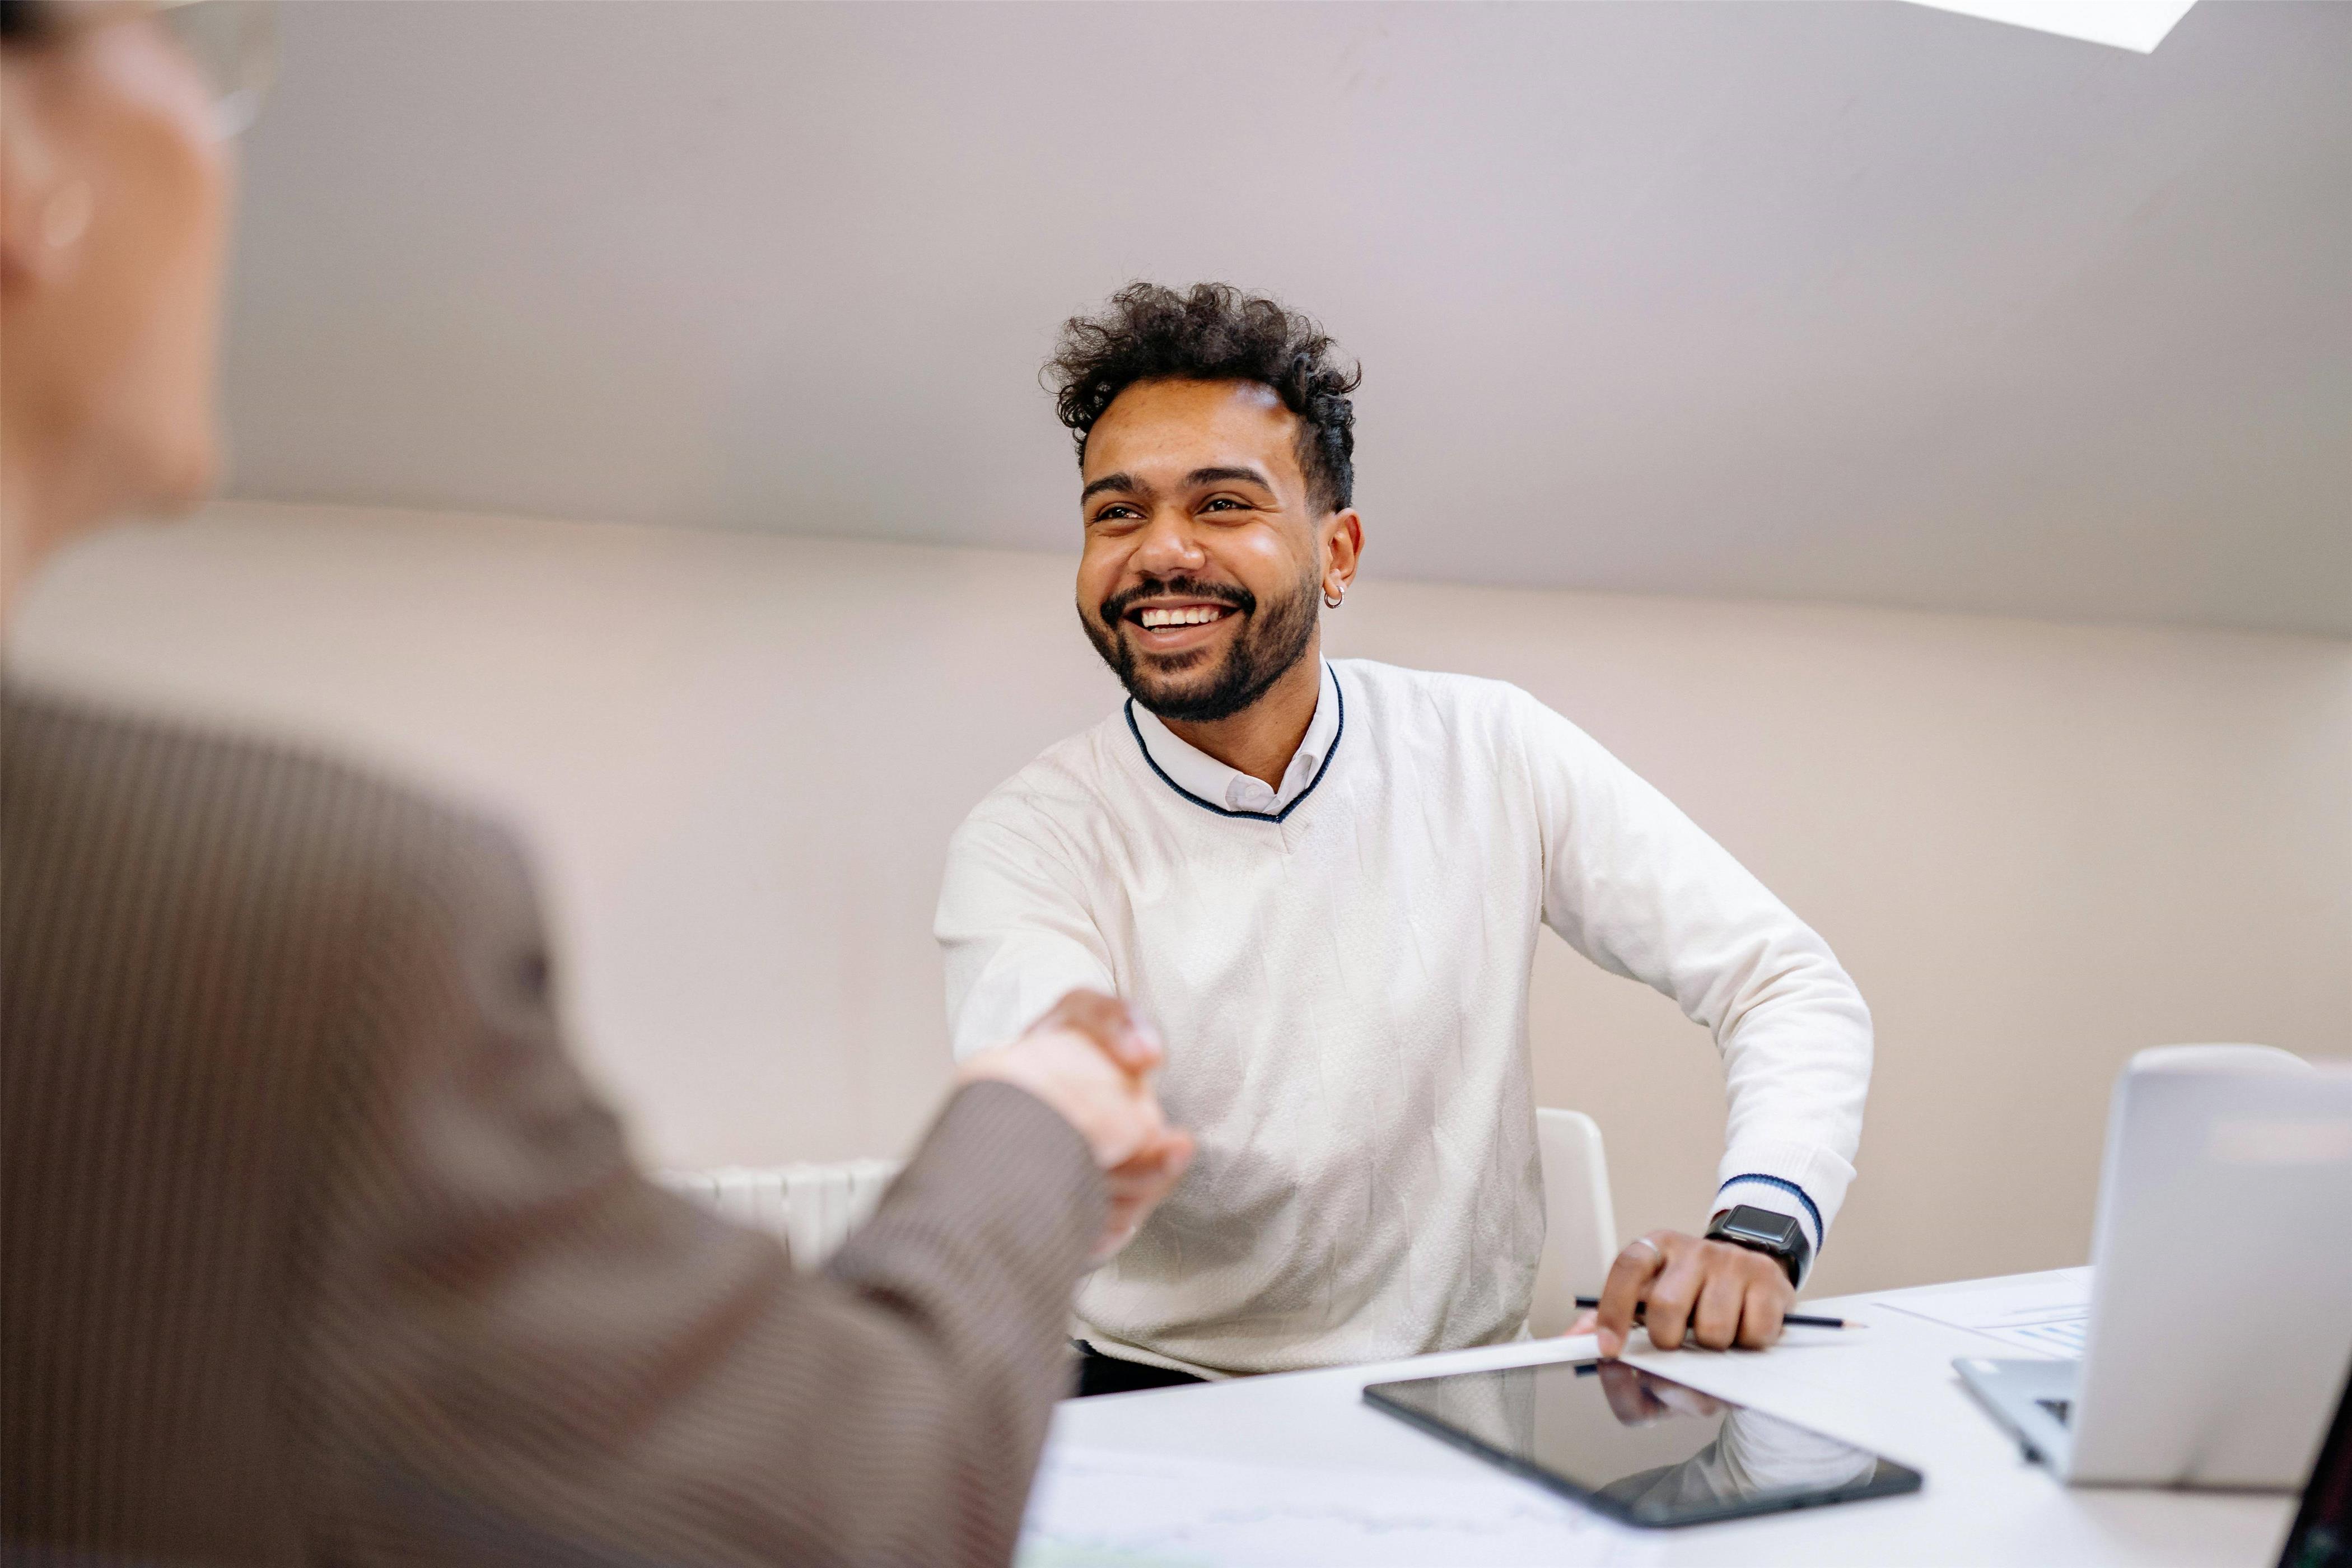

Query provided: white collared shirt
[1126,660,1341,818]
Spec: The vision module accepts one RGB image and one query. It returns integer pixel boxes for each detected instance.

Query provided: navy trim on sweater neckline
[1123,673,1345,825]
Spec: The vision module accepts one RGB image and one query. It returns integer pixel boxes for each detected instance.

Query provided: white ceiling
[221,1,2351,636]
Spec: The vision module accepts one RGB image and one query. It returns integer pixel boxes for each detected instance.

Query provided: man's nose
[1129,508,1207,576]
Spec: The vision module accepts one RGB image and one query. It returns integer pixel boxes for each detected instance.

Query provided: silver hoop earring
[1323,586,1345,609]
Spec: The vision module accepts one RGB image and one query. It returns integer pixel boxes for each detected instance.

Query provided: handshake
[956,990,1196,1261]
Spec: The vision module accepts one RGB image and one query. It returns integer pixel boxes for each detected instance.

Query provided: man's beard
[1081,566,1320,724]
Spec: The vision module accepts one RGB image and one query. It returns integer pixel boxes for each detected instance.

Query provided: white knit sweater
[936,659,1872,1376]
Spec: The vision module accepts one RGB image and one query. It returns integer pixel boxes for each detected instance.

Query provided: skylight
[1901,1,2199,53]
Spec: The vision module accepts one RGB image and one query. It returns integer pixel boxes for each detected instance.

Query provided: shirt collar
[1128,660,1340,819]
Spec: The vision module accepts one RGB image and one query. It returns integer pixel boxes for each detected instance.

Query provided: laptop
[1955,1047,2352,1488]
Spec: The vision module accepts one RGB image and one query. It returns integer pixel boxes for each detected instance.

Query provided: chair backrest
[1527,1108,1620,1337]
[655,1159,903,1270]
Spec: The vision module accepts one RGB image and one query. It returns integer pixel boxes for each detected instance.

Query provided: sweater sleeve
[935,810,1120,1062]
[1514,689,1872,1264]
[301,814,1103,1568]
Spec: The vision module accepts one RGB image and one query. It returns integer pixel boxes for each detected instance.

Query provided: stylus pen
[1572,1295,1856,1331]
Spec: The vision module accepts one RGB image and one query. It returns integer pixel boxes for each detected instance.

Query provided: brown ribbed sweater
[1,687,1103,1566]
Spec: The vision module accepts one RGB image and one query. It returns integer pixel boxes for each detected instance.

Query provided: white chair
[1526,1107,1620,1337]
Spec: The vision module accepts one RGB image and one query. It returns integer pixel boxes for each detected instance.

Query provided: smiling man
[936,283,1874,1395]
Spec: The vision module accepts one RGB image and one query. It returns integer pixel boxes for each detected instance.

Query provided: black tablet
[1364,1359,1922,1529]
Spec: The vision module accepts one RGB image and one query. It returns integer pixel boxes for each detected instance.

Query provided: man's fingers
[1691,1267,1746,1350]
[1585,1233,1807,1356]
[1644,1250,1707,1351]
[1094,1132,1194,1262]
[1082,1082,1159,1168]
[1738,1276,1788,1350]
[1042,989,1162,1074]
[1594,1234,1672,1358]
[1103,1132,1193,1214]
[1566,1309,1598,1339]
[1108,1130,1193,1192]
[1098,1042,1179,1163]
[1164,1128,1195,1179]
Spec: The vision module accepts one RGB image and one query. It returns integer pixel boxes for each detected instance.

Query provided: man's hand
[1567,1229,1795,1358]
[954,989,1194,1261]
[1092,1137,1192,1264]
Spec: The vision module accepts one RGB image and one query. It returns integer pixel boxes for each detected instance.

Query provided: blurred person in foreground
[0,4,1191,1563]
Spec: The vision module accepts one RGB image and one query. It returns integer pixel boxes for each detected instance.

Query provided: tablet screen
[1364,1360,1921,1528]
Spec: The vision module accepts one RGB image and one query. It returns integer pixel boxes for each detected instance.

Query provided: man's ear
[1322,509,1365,599]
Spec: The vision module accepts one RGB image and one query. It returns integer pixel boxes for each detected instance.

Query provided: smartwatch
[1705,1203,1810,1287]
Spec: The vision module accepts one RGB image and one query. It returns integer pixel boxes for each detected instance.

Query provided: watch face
[1721,1206,1801,1250]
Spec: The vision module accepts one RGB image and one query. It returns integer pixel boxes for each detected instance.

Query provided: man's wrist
[1705,1203,1811,1287]
[1712,1174,1823,1250]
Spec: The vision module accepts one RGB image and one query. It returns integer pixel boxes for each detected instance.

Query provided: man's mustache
[1099,577,1257,628]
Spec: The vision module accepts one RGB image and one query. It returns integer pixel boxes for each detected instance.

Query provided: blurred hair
[1047,282,1362,514]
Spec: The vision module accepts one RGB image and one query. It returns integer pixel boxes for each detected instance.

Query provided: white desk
[1038,1270,2295,1566]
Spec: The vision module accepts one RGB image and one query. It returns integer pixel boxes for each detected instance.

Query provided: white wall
[13,501,2349,1296]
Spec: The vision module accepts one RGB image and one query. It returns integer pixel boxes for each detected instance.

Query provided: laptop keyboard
[2036,1397,2074,1427]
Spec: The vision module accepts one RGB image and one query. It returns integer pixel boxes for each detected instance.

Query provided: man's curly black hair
[1047,282,1362,515]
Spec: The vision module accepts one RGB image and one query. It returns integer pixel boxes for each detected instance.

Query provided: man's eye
[1202,497,1250,513]
[1092,505,1141,524]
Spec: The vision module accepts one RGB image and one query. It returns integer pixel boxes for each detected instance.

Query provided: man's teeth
[1137,605,1229,629]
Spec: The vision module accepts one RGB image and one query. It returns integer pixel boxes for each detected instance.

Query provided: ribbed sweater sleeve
[1516,687,1873,1255]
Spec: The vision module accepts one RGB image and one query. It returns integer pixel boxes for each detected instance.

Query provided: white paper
[1873,1268,2091,1356]
[1018,1444,1664,1568]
